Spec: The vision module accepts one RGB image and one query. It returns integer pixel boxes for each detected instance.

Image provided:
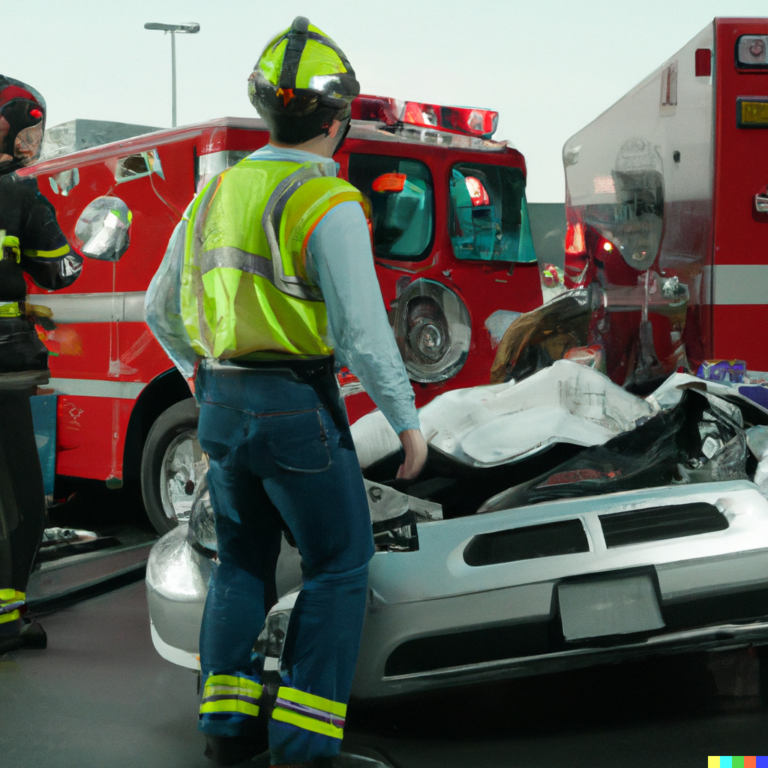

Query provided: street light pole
[144,22,200,128]
[171,30,176,127]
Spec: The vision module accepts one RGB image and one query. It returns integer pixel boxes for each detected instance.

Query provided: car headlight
[187,477,217,556]
[254,591,300,659]
[394,279,471,383]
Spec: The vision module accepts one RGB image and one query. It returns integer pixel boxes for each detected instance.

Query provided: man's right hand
[396,429,428,480]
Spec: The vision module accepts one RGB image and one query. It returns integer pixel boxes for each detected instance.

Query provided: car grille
[599,502,728,548]
[464,519,589,567]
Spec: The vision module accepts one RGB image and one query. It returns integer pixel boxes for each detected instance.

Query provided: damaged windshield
[449,163,536,263]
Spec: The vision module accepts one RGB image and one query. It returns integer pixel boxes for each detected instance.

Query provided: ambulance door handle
[755,193,768,213]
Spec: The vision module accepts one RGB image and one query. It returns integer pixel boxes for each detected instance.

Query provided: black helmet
[248,17,359,144]
[0,76,46,174]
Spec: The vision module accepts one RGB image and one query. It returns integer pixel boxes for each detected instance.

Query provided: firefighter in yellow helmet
[145,16,427,767]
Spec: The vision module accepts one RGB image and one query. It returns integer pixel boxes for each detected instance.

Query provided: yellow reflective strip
[199,699,260,717]
[0,303,21,318]
[23,245,70,259]
[272,707,344,739]
[276,686,347,718]
[0,589,23,601]
[203,675,263,697]
[0,610,20,624]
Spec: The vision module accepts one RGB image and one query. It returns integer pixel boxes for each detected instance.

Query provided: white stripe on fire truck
[32,292,147,323]
[47,378,146,399]
[713,266,768,305]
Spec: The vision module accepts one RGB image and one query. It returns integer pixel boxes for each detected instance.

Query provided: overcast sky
[7,1,768,200]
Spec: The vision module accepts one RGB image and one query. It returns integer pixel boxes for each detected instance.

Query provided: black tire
[141,398,205,536]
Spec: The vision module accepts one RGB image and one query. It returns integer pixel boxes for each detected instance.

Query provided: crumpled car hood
[352,360,654,469]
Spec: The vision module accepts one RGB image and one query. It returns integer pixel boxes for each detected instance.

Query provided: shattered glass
[478,388,747,514]
[48,168,80,197]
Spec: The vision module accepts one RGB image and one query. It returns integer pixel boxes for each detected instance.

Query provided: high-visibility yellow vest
[181,158,364,360]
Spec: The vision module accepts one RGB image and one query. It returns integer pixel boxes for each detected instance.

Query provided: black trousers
[0,389,46,603]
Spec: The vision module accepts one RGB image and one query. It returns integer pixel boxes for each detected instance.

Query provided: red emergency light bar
[351,94,499,139]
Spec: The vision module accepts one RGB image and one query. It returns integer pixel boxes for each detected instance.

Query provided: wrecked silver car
[146,361,768,699]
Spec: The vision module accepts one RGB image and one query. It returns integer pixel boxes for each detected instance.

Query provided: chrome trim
[48,377,146,399]
[34,291,147,323]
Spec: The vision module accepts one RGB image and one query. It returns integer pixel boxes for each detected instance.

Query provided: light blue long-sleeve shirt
[145,145,419,435]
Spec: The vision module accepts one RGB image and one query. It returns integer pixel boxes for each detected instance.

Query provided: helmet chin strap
[332,116,351,155]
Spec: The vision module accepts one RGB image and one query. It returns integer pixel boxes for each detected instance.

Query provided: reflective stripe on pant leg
[272,686,346,740]
[0,590,25,623]
[199,674,264,719]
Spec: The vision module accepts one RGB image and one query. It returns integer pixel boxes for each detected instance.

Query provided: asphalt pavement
[2,576,768,768]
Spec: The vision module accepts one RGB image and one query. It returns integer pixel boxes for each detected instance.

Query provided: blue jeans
[195,360,374,765]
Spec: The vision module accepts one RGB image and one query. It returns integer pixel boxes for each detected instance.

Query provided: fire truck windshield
[448,163,536,263]
[348,154,434,261]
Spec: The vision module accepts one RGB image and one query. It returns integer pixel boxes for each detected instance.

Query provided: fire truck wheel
[141,398,205,536]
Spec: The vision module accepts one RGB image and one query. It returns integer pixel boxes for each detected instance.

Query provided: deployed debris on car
[354,359,768,518]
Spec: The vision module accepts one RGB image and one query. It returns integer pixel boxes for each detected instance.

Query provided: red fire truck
[21,97,541,533]
[561,18,768,387]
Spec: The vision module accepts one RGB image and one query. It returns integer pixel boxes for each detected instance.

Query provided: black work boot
[0,620,47,653]
[204,716,269,767]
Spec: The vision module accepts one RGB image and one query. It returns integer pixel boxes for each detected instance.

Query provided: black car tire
[141,398,203,535]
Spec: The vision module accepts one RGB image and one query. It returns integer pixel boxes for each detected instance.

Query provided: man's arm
[20,179,82,291]
[145,215,200,386]
[307,201,426,479]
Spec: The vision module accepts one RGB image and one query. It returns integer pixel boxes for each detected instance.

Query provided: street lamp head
[144,22,200,34]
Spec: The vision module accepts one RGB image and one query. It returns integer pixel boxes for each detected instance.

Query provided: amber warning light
[737,97,768,128]
[351,94,499,139]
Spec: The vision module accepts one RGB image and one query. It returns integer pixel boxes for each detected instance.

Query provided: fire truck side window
[348,154,434,261]
[115,150,164,183]
[449,163,536,263]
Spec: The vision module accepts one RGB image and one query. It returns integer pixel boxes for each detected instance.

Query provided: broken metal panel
[41,119,160,160]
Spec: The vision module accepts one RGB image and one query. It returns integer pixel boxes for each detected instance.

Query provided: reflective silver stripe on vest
[262,165,326,303]
[48,378,146,399]
[200,247,274,280]
[713,265,768,305]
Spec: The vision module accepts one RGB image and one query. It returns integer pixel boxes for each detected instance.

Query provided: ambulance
[561,18,768,387]
[21,97,541,533]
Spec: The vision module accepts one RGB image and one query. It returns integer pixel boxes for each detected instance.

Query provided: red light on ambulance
[565,221,586,256]
[565,206,586,256]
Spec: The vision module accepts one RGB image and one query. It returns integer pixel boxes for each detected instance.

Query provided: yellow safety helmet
[248,16,360,144]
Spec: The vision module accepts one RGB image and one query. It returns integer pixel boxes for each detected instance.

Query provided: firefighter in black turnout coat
[0,76,83,649]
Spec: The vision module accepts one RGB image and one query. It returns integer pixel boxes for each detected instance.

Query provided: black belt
[217,355,349,434]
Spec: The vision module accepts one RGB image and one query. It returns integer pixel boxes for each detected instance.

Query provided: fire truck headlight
[394,279,471,383]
